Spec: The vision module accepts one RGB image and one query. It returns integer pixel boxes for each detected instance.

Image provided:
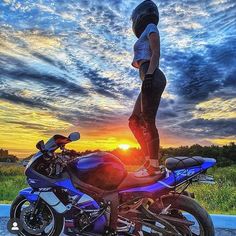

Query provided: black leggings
[129,61,166,160]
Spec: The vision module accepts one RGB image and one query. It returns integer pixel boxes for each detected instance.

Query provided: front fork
[19,188,47,221]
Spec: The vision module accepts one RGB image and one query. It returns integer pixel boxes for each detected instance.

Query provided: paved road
[1,217,236,236]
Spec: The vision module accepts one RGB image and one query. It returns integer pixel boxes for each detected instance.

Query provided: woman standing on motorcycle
[129,0,167,177]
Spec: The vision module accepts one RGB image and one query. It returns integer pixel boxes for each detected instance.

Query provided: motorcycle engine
[74,211,91,231]
[68,207,106,234]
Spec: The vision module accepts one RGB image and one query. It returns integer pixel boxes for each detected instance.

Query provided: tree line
[160,143,236,167]
[78,142,236,167]
[10,142,236,167]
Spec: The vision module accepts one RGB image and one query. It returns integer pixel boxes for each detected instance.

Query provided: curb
[0,204,11,217]
[1,204,236,229]
[211,214,236,229]
[183,213,236,229]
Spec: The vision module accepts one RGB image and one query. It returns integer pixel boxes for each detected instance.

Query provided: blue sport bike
[10,132,216,236]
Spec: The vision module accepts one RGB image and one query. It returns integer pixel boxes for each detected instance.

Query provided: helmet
[131,0,159,38]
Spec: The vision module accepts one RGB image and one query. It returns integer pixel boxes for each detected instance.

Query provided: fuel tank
[67,152,127,191]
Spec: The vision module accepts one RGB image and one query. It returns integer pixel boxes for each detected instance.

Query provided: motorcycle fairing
[55,179,81,194]
[19,187,39,202]
[25,151,43,169]
[22,179,82,201]
[25,167,60,188]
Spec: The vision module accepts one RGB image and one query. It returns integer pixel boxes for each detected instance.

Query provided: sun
[118,144,130,151]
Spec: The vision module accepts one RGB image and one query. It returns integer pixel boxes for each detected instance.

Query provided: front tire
[10,195,64,236]
[149,194,215,236]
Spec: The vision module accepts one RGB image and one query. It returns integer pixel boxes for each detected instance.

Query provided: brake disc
[20,205,51,234]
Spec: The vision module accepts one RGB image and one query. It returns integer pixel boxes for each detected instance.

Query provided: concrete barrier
[1,204,236,229]
[0,204,11,217]
[183,212,236,229]
[211,214,236,229]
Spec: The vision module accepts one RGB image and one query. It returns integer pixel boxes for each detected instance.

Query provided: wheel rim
[144,199,205,236]
[166,208,204,236]
[187,213,204,236]
[13,198,56,236]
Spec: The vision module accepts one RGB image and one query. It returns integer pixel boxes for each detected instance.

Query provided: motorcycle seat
[118,172,164,190]
[165,156,204,171]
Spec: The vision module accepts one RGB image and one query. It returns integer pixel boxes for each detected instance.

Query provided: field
[0,163,235,214]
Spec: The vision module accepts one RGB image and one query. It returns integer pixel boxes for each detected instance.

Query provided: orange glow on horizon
[0,99,234,159]
[118,144,130,151]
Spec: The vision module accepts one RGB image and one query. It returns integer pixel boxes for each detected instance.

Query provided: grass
[0,164,27,204]
[0,163,235,214]
[189,166,236,215]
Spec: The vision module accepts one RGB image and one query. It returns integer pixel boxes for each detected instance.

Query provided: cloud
[158,109,179,120]
[0,0,236,156]
[0,91,52,110]
[192,97,236,120]
[224,70,236,87]
[0,54,88,96]
[75,59,136,99]
[5,120,47,130]
[178,118,236,137]
[176,54,221,101]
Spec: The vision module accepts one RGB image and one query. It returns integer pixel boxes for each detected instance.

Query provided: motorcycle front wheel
[10,195,64,236]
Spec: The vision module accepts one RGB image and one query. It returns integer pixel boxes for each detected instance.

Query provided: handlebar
[42,150,55,160]
[41,148,80,177]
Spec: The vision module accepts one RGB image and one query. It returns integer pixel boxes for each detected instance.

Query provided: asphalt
[1,217,236,236]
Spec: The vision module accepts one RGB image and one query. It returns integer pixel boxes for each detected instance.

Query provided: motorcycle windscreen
[44,134,72,152]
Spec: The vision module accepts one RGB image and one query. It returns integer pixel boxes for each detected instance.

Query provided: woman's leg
[128,93,149,158]
[141,67,167,167]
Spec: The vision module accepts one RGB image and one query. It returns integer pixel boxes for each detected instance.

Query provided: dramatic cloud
[179,118,236,138]
[0,0,235,156]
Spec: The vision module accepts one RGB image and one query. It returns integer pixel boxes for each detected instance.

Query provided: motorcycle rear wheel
[147,194,215,236]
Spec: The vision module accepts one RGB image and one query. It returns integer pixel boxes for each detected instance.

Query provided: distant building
[0,148,18,162]
[0,149,8,157]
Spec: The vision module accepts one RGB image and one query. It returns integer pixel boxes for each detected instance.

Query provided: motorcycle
[10,132,216,236]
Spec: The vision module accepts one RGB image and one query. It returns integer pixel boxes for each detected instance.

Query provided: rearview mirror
[68,132,80,141]
[36,140,45,152]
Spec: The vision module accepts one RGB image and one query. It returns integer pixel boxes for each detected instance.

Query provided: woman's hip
[139,62,166,81]
[153,68,167,88]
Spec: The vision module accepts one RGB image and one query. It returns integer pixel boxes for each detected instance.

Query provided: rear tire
[10,195,64,236]
[149,194,215,236]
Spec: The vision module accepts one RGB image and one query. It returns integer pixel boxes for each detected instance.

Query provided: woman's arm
[146,32,160,74]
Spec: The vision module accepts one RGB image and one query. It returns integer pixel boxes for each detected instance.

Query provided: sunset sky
[0,0,235,158]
